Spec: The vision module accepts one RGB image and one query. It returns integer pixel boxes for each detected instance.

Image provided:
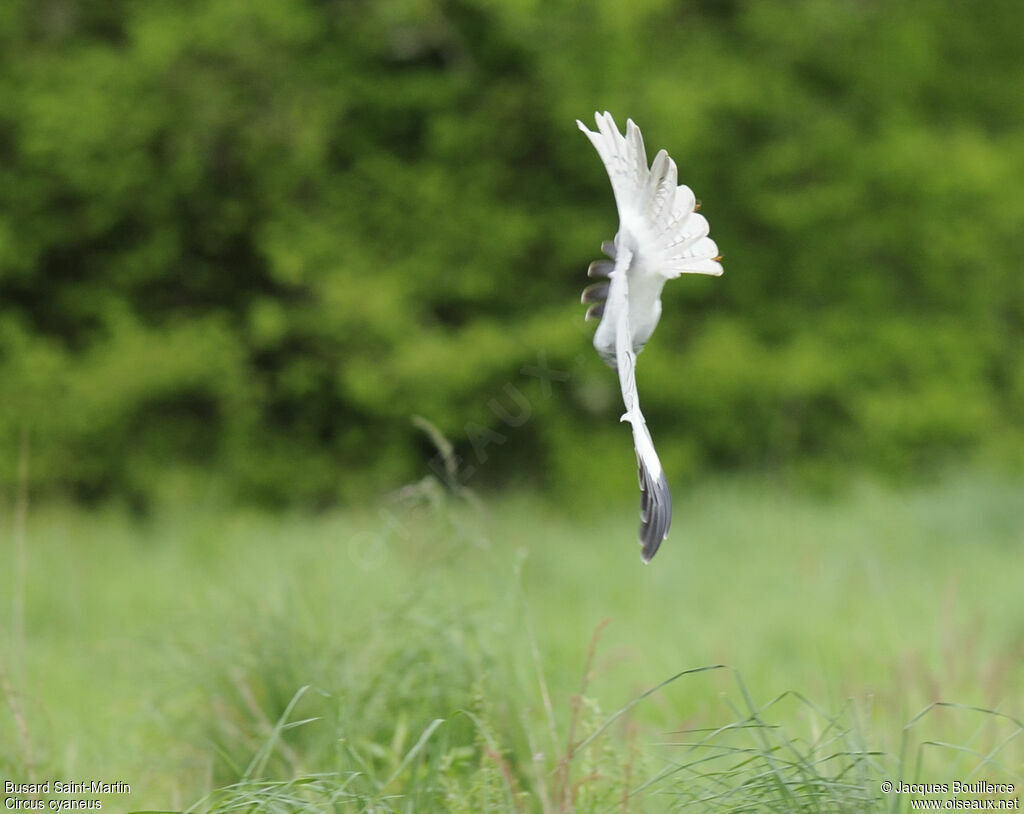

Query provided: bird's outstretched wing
[577,112,722,279]
[604,245,672,562]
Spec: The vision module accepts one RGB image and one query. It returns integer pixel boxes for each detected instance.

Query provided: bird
[578,111,723,562]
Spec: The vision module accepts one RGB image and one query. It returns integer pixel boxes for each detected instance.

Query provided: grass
[1,470,1022,812]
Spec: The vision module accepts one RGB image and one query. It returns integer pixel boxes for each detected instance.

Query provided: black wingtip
[638,467,672,563]
[581,282,610,304]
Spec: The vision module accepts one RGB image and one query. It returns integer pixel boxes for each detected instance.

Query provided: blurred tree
[1,0,1021,507]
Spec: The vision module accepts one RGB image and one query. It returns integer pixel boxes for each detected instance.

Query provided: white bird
[578,112,723,562]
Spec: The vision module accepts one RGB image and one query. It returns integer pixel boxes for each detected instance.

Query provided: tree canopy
[2,0,1022,506]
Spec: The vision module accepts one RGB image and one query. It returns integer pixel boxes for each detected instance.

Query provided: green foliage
[4,474,1022,811]
[1,0,1022,503]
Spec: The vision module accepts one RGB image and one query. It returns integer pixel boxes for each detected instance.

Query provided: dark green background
[2,0,1022,507]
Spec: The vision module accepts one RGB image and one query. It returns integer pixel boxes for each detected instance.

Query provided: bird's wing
[577,112,723,278]
[606,245,672,562]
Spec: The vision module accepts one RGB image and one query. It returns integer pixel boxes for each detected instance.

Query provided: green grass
[1,471,1022,812]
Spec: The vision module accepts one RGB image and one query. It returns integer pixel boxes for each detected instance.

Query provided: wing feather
[604,246,672,561]
[577,112,723,278]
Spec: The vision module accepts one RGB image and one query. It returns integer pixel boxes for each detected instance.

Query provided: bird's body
[591,236,665,367]
[578,112,723,562]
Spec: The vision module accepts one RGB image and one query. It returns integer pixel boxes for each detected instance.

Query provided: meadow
[2,469,1021,812]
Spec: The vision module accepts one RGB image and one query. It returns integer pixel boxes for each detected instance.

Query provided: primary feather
[578,112,723,562]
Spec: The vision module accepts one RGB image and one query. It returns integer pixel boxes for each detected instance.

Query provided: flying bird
[578,112,723,562]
